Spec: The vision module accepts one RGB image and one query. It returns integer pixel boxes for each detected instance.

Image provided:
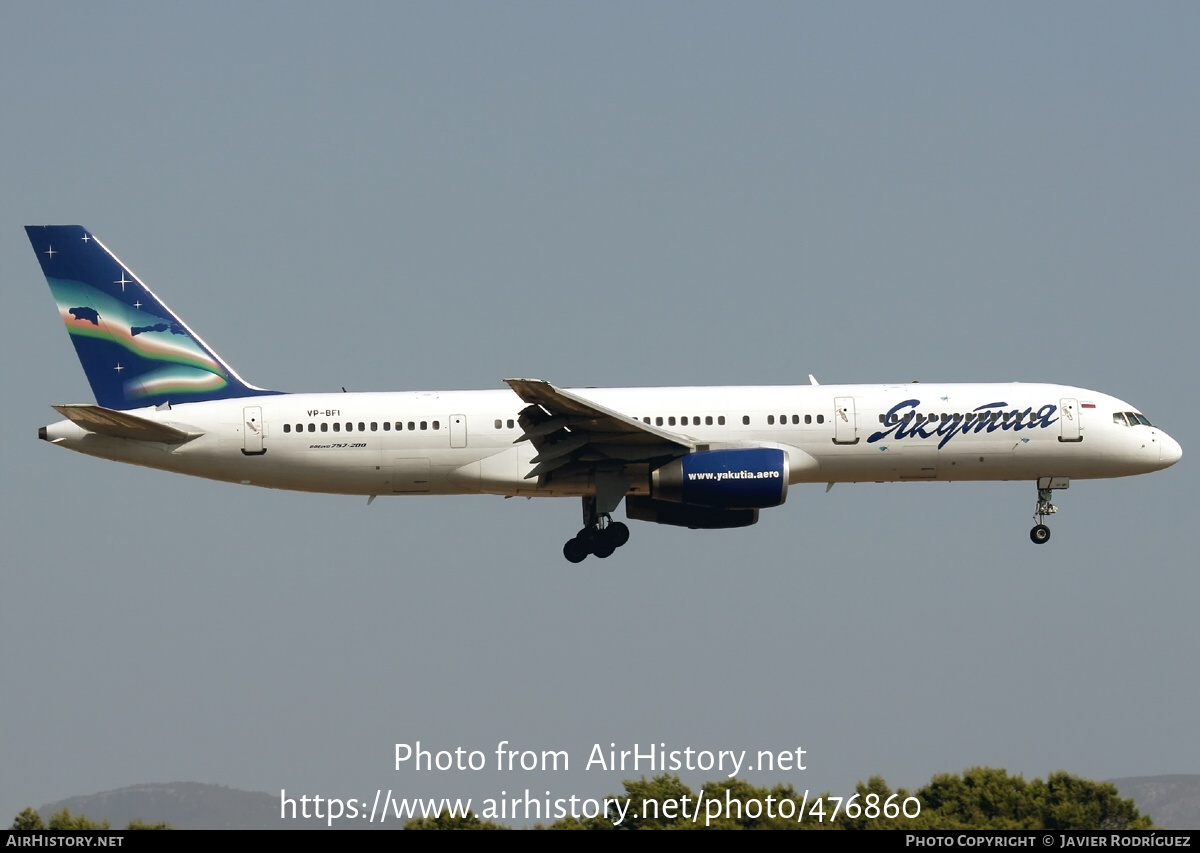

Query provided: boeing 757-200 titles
[27,225,1182,561]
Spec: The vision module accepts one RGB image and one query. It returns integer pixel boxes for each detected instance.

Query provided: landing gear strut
[563,496,631,563]
[1029,477,1068,545]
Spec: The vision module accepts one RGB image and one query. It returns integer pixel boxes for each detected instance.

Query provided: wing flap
[52,404,199,444]
[504,378,692,487]
[505,378,694,449]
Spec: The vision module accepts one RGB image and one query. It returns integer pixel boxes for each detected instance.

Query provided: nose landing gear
[1029,477,1068,545]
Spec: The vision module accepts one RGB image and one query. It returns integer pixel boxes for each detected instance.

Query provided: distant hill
[1111,775,1200,830]
[32,775,1200,829]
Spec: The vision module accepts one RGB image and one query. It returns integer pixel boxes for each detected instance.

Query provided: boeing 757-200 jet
[27,225,1182,561]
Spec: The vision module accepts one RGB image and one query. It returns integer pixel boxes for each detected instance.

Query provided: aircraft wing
[51,404,199,444]
[504,378,693,482]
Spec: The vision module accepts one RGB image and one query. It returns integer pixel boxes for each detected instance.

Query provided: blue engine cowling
[625,497,759,529]
[650,448,789,508]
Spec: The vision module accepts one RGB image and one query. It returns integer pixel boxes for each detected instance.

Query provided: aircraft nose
[1159,433,1182,467]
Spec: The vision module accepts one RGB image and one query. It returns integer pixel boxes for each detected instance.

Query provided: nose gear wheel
[1030,486,1058,545]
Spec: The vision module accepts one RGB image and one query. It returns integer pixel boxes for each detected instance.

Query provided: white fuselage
[40,382,1182,498]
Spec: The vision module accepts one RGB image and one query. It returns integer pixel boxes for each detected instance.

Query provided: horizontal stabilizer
[52,404,199,444]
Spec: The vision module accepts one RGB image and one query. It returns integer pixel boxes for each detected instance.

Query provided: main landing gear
[563,496,631,563]
[1029,477,1068,545]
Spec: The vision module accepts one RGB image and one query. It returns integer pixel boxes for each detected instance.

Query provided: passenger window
[359,422,365,431]
[507,419,515,428]
[655,417,663,426]
[432,421,439,430]
[807,415,814,425]
[420,421,428,430]
[283,424,291,433]
[767,415,775,425]
[321,423,328,432]
[681,417,688,426]
[333,423,341,432]
[345,423,352,432]
[668,416,676,426]
[742,415,750,425]
[792,415,799,425]
[705,416,713,425]
[383,422,390,431]
[718,416,725,426]
[817,415,825,424]
[408,422,415,430]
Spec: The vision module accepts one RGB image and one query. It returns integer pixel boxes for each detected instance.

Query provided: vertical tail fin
[26,225,279,410]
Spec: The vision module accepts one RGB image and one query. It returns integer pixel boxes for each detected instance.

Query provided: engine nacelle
[625,497,759,529]
[651,448,788,508]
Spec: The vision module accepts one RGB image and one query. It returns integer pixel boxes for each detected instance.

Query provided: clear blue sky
[2,1,1195,824]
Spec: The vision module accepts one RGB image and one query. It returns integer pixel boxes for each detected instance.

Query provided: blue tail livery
[25,225,279,410]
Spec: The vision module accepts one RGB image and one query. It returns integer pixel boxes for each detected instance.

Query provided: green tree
[122,818,173,830]
[11,808,44,830]
[400,766,1154,830]
[548,775,829,830]
[697,778,822,830]
[830,774,939,830]
[911,767,1152,830]
[545,774,703,830]
[405,812,509,830]
[1039,771,1151,830]
[11,808,173,831]
[47,809,110,830]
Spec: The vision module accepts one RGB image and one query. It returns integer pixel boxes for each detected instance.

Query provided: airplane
[27,225,1182,562]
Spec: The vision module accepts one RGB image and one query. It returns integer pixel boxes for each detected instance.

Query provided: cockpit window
[1114,411,1154,427]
